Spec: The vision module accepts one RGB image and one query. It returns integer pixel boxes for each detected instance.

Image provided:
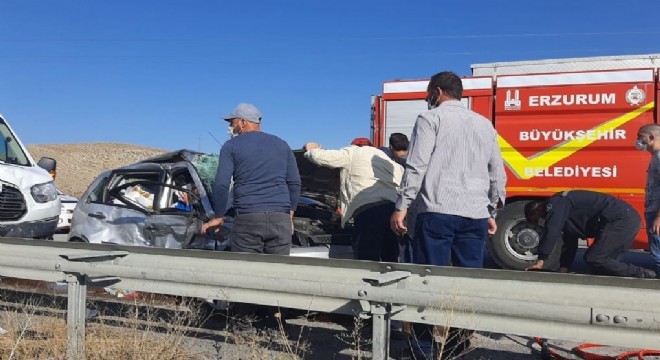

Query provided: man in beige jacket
[304,138,403,261]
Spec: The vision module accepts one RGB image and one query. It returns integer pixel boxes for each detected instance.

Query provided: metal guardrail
[0,238,659,359]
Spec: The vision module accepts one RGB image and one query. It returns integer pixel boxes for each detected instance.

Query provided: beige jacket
[305,146,404,227]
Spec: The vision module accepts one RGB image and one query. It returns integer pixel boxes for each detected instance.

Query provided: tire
[69,237,86,243]
[488,201,559,270]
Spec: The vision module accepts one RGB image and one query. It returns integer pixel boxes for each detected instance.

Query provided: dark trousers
[411,213,487,267]
[230,211,291,328]
[230,211,291,255]
[410,213,488,359]
[351,202,399,262]
[584,209,644,277]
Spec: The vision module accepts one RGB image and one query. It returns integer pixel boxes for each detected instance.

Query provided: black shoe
[635,268,657,278]
[640,268,657,279]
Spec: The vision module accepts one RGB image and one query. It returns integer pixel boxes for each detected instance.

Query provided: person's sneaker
[641,268,657,279]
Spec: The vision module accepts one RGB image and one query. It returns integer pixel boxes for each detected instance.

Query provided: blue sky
[2,0,659,154]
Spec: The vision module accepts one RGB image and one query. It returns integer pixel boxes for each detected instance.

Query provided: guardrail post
[370,303,390,360]
[362,271,411,360]
[66,274,87,360]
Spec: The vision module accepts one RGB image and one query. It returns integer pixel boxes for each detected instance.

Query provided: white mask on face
[227,125,240,138]
[635,139,648,151]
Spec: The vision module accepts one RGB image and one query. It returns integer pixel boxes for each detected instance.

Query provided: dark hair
[639,124,660,137]
[428,71,463,100]
[524,200,544,221]
[389,133,409,151]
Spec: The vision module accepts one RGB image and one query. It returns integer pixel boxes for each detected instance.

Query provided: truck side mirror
[37,157,57,179]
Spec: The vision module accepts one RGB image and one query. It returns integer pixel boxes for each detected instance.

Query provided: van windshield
[0,120,30,166]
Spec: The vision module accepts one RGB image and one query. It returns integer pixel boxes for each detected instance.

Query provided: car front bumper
[0,216,59,239]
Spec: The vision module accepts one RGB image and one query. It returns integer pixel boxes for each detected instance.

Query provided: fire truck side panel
[496,69,655,252]
[375,62,660,269]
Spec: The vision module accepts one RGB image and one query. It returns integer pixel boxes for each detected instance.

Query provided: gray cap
[222,103,262,124]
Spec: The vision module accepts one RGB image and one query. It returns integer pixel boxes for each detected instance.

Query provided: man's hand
[653,213,660,235]
[526,259,544,271]
[303,142,321,151]
[488,217,497,235]
[201,217,224,235]
[290,210,295,235]
[390,209,408,235]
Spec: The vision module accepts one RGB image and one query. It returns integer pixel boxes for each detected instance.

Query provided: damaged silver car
[68,150,227,249]
[68,149,352,256]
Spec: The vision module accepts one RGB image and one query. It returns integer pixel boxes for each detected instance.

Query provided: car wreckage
[68,149,352,256]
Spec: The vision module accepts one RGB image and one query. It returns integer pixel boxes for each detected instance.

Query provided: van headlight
[31,181,57,203]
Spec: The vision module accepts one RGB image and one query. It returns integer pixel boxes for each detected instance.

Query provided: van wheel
[69,237,86,243]
[488,201,544,270]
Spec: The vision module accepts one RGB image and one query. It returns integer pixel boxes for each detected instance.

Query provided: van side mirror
[37,157,57,178]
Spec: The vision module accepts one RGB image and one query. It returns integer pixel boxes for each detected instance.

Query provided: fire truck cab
[372,54,660,270]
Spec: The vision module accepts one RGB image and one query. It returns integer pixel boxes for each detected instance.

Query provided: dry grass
[335,315,372,359]
[406,293,477,360]
[222,306,311,360]
[0,284,317,360]
[0,280,483,360]
[0,294,207,360]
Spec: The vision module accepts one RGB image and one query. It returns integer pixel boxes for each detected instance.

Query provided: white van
[0,114,59,239]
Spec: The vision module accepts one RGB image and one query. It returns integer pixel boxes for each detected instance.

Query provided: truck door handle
[88,212,106,220]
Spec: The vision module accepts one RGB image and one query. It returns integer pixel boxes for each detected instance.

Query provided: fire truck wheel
[488,201,549,270]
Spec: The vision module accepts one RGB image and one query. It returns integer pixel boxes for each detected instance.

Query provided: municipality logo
[504,90,521,111]
[625,86,645,106]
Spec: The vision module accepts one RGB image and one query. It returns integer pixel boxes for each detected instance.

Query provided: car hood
[293,150,340,209]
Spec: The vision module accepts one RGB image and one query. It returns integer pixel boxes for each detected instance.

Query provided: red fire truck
[371,54,660,270]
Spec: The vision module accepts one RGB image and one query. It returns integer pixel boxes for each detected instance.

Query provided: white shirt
[305,146,403,227]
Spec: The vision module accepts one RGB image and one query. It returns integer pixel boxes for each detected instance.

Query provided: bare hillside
[27,143,167,198]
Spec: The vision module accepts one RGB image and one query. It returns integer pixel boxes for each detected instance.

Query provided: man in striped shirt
[390,71,506,359]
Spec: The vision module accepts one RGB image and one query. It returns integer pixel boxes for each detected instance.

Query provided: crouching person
[303,139,403,262]
[525,190,656,278]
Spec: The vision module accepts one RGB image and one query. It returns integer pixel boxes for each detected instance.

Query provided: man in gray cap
[201,103,301,255]
[202,103,301,331]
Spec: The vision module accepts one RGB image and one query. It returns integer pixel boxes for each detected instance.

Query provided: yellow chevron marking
[498,102,654,179]
[506,186,645,195]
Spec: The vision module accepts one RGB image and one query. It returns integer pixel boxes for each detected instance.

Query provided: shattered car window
[190,153,219,205]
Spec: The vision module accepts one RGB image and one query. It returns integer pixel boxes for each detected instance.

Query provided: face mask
[227,125,240,138]
[635,139,648,151]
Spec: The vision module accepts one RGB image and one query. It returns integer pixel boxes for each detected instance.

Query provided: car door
[112,161,228,250]
[139,162,216,249]
[78,168,166,246]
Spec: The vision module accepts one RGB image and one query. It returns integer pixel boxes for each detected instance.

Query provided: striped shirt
[395,100,507,219]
